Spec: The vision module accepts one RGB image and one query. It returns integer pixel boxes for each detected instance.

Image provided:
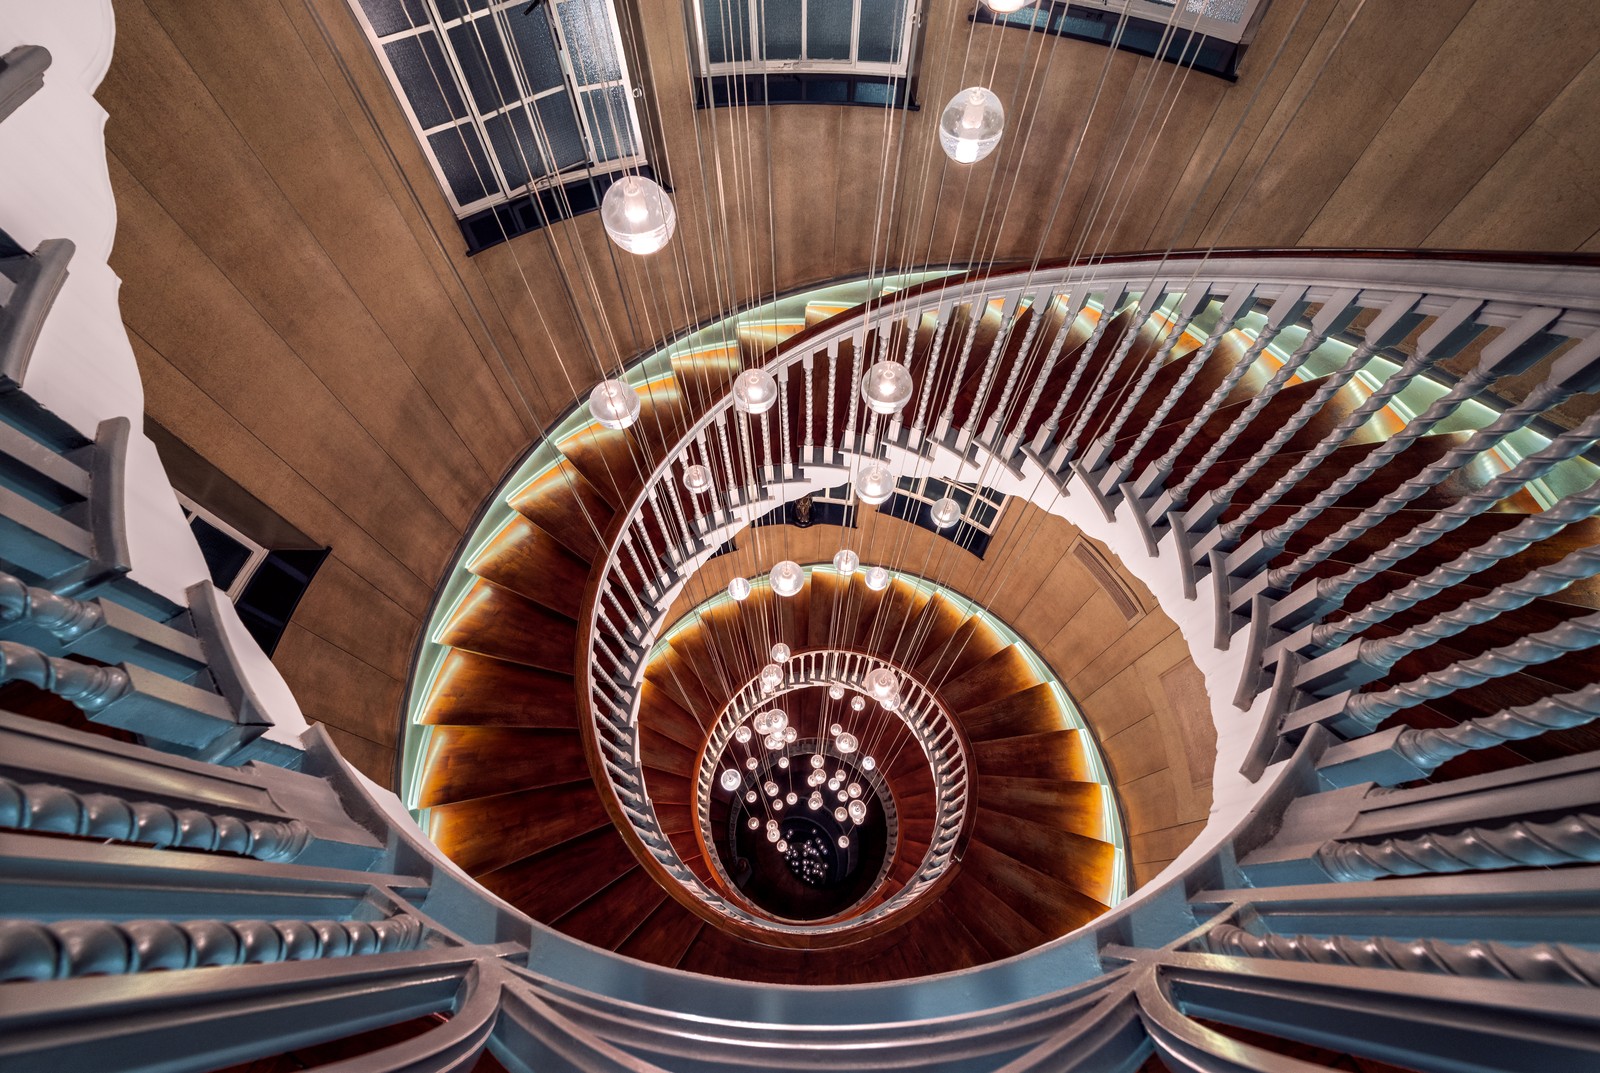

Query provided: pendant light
[856,462,895,505]
[983,0,1033,11]
[600,174,676,254]
[929,496,961,529]
[728,576,752,601]
[833,548,860,575]
[588,379,641,430]
[682,463,712,494]
[861,360,914,415]
[864,565,890,591]
[939,87,1005,164]
[770,642,791,663]
[731,368,779,414]
[770,560,803,597]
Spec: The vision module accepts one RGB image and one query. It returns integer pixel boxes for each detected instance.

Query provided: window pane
[760,0,803,60]
[428,124,497,205]
[581,85,636,161]
[806,0,852,59]
[508,6,565,92]
[535,93,589,171]
[384,32,467,128]
[435,0,491,21]
[701,0,752,65]
[857,0,904,62]
[559,0,623,84]
[448,19,521,114]
[189,518,251,592]
[356,0,429,37]
[486,106,549,190]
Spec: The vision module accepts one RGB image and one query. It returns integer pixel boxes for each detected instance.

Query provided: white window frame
[348,0,650,218]
[1055,0,1267,45]
[177,493,270,602]
[689,0,920,79]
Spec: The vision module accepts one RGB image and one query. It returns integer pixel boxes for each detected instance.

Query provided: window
[691,0,918,78]
[179,493,269,601]
[349,0,648,219]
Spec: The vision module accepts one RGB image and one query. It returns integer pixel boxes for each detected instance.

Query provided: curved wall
[93,0,1600,781]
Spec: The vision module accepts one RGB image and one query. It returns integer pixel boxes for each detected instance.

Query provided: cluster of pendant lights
[588,45,1010,429]
[718,651,908,857]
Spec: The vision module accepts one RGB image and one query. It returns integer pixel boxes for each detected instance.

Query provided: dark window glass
[760,0,803,60]
[582,86,635,160]
[435,0,491,21]
[535,93,589,171]
[486,106,550,190]
[856,0,904,62]
[428,125,496,204]
[807,0,853,59]
[702,0,752,65]
[356,0,429,36]
[448,18,521,113]
[508,7,566,92]
[189,517,251,592]
[384,32,467,128]
[559,0,624,82]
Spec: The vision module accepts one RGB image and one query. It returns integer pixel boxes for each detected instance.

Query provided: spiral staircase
[6,10,1600,1073]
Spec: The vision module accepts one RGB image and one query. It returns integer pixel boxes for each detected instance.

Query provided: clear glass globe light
[600,174,676,255]
[862,755,876,771]
[848,799,867,823]
[720,769,741,792]
[930,496,961,529]
[830,722,843,735]
[861,360,914,416]
[746,789,757,803]
[865,666,898,699]
[837,731,859,754]
[588,378,641,430]
[683,463,712,495]
[748,816,760,830]
[828,683,845,700]
[847,782,862,799]
[728,577,752,601]
[767,826,780,842]
[940,87,1005,165]
[735,725,752,744]
[850,696,865,712]
[832,548,859,576]
[984,0,1033,11]
[786,792,798,805]
[760,664,783,690]
[879,692,901,712]
[776,839,788,853]
[731,368,778,415]
[764,780,779,796]
[855,463,895,506]
[745,756,759,770]
[778,756,790,769]
[838,835,850,848]
[770,560,804,597]
[865,566,890,591]
[770,642,791,663]
[811,754,826,768]
[773,798,784,811]
[808,792,823,810]
[834,807,848,822]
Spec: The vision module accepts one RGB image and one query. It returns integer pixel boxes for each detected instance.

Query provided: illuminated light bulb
[764,781,779,796]
[734,725,752,744]
[837,732,859,754]
[600,174,677,254]
[587,379,641,430]
[768,710,788,733]
[848,799,867,823]
[834,770,847,783]
[810,754,826,769]
[783,726,798,744]
[860,360,914,416]
[930,496,961,529]
[767,826,780,842]
[862,755,876,771]
[830,723,843,736]
[745,756,758,770]
[745,790,757,803]
[837,790,848,803]
[682,463,712,495]
[752,711,774,735]
[731,368,778,414]
[939,87,1005,165]
[834,807,848,822]
[764,733,785,751]
[855,462,895,506]
[720,769,741,792]
[983,0,1033,11]
[808,770,826,787]
[828,683,845,700]
[776,839,788,853]
[850,696,866,712]
[808,792,823,810]
[833,549,859,576]
[770,642,791,663]
[778,756,790,769]
[879,692,901,712]
[767,819,779,831]
[786,792,798,806]
[760,664,783,690]
[865,566,890,592]
[848,782,862,799]
[770,560,803,598]
[865,666,898,699]
[773,798,784,811]
[838,835,850,848]
[728,577,752,601]
[828,778,841,792]
[748,816,760,830]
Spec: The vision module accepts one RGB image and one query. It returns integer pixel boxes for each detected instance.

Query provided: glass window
[351,0,648,217]
[691,0,915,77]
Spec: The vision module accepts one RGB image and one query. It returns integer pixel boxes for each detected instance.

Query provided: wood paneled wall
[95,0,1600,785]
